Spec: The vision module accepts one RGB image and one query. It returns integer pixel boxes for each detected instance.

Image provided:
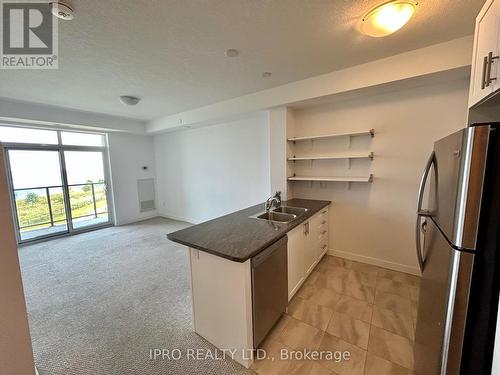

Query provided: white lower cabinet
[287,223,306,300]
[313,207,330,260]
[287,206,329,301]
[304,220,317,276]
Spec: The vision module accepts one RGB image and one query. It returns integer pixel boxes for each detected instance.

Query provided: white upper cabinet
[470,0,500,108]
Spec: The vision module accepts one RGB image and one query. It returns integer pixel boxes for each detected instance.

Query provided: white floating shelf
[287,174,374,183]
[287,129,374,142]
[288,152,374,161]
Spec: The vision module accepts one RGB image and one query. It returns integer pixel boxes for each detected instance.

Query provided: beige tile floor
[251,255,421,375]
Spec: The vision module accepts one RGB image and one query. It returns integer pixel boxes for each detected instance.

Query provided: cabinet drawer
[318,213,328,224]
[319,233,328,246]
[312,207,328,222]
[318,241,328,256]
[311,208,329,240]
[317,220,328,232]
[319,228,328,240]
[318,221,328,233]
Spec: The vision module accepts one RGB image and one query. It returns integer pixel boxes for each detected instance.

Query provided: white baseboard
[328,249,421,276]
[158,213,199,225]
[115,212,159,226]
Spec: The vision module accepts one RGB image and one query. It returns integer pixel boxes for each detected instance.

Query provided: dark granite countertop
[167,198,331,262]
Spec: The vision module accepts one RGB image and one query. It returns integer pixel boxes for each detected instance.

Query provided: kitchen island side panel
[189,248,254,368]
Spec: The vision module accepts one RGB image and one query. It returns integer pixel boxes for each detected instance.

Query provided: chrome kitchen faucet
[265,191,282,212]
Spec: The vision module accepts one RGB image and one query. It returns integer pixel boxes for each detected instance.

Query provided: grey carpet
[19,218,254,375]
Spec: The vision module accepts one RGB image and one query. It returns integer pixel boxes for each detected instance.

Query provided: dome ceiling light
[120,96,141,106]
[360,1,417,37]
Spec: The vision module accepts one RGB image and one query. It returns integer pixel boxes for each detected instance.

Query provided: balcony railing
[13,182,109,231]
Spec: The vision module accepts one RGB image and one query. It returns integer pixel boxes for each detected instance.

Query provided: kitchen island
[167,198,331,367]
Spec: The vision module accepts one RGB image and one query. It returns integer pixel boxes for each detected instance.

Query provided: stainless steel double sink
[249,206,308,223]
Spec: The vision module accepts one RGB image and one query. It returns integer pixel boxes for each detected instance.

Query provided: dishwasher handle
[252,236,288,267]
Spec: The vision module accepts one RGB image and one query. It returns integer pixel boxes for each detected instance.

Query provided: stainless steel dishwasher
[251,236,288,348]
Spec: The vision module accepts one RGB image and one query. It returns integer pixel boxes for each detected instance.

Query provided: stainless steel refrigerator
[415,123,500,375]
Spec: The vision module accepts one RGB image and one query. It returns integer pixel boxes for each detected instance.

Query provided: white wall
[288,78,470,274]
[269,107,289,199]
[154,112,270,224]
[107,133,157,225]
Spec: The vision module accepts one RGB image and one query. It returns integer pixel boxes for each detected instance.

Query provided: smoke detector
[120,95,141,106]
[50,2,74,20]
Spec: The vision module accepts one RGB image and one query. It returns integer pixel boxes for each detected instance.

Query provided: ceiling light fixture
[225,49,239,57]
[360,1,417,37]
[120,95,141,106]
[49,1,74,20]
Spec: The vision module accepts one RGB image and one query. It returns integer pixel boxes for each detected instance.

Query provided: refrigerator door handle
[416,215,426,272]
[416,151,436,271]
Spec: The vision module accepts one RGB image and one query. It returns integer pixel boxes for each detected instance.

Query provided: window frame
[0,126,114,244]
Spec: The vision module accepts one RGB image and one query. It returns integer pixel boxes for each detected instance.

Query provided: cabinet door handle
[322,210,327,214]
[482,55,488,89]
[321,230,327,235]
[321,220,327,224]
[322,245,327,250]
[486,51,499,87]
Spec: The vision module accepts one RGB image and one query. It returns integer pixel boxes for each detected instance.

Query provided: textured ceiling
[0,0,483,120]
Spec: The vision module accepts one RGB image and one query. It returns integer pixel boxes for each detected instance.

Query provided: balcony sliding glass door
[9,150,68,241]
[1,127,112,243]
[64,151,109,230]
